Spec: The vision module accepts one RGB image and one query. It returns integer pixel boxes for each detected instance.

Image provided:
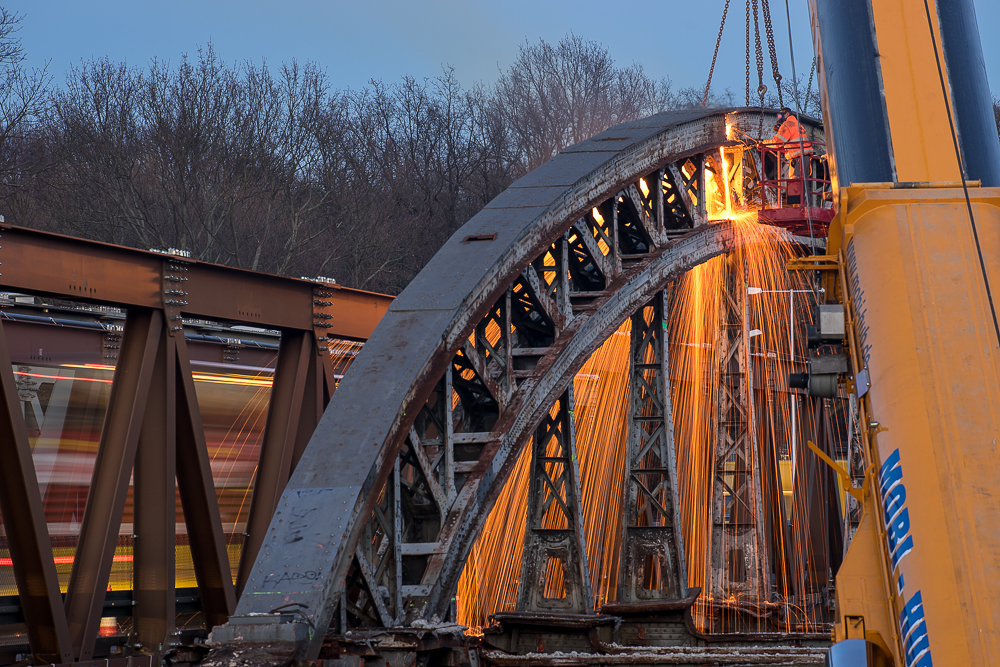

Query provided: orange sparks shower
[457,214,841,633]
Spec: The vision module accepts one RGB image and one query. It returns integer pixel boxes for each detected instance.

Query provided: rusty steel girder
[0,229,390,663]
[219,108,825,662]
[0,225,389,339]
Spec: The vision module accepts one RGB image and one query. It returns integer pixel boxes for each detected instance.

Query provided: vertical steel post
[618,291,688,602]
[709,257,768,603]
[290,347,324,473]
[133,329,176,654]
[236,329,313,596]
[444,365,456,503]
[391,458,404,623]
[697,155,708,223]
[516,388,592,614]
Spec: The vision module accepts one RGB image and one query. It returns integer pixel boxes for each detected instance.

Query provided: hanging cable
[761,0,783,106]
[783,0,802,112]
[753,0,765,102]
[703,0,733,108]
[745,0,752,106]
[804,56,817,115]
[782,0,816,253]
[921,0,1000,348]
[752,0,766,136]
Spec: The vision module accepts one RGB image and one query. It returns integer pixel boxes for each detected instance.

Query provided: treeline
[0,9,955,294]
[2,31,692,293]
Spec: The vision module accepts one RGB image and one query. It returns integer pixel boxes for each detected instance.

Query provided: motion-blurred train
[0,293,361,600]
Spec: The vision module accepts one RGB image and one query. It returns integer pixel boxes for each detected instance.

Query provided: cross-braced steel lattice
[710,257,769,600]
[517,388,592,613]
[618,291,688,603]
[219,110,833,662]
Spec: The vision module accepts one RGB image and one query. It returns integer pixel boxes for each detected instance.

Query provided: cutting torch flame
[721,147,733,220]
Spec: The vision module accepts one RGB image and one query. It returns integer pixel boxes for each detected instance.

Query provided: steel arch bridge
[218,107,834,662]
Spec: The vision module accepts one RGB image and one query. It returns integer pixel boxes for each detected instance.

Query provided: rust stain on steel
[601,587,702,615]
[424,223,740,618]
[230,109,745,660]
[0,224,391,338]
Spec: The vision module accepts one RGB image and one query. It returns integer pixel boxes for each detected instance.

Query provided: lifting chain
[804,55,817,115]
[745,0,751,105]
[760,0,784,107]
[752,0,765,103]
[702,0,733,108]
[752,0,766,136]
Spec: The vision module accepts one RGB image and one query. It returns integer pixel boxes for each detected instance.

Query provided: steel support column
[133,326,177,653]
[291,350,326,473]
[175,337,237,630]
[236,329,316,596]
[709,258,768,601]
[0,320,73,663]
[618,290,688,602]
[65,308,164,660]
[517,388,592,614]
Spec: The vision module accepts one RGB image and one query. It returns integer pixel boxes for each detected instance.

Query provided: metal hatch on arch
[218,107,841,662]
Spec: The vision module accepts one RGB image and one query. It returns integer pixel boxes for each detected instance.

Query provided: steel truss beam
[0,231,389,661]
[618,291,687,603]
[0,225,390,340]
[221,108,830,662]
[56,316,334,660]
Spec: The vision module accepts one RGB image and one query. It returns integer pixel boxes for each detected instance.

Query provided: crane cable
[752,0,766,135]
[921,0,1000,348]
[703,0,733,108]
[745,0,751,105]
[701,0,784,111]
[804,56,816,113]
[781,0,816,253]
[760,0,783,107]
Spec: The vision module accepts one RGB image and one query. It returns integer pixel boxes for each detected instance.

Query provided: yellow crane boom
[812,0,1000,663]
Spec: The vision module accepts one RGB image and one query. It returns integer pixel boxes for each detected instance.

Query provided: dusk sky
[7,1,1000,104]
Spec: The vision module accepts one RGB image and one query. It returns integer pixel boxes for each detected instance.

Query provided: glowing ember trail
[458,200,847,633]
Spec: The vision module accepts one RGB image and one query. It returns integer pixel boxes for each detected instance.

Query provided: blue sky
[7,1,1000,101]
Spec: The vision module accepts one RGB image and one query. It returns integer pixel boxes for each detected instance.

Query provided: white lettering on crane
[878,448,933,666]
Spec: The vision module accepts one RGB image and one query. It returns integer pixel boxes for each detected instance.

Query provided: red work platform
[756,138,836,237]
[758,206,836,236]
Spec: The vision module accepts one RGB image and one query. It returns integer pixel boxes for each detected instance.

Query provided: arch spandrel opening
[453,218,843,635]
[227,109,850,659]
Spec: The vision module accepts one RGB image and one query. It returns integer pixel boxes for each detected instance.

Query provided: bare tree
[40,47,342,276]
[0,8,50,203]
[3,30,763,294]
[493,34,671,170]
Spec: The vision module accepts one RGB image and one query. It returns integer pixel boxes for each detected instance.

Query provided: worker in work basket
[772,107,814,206]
